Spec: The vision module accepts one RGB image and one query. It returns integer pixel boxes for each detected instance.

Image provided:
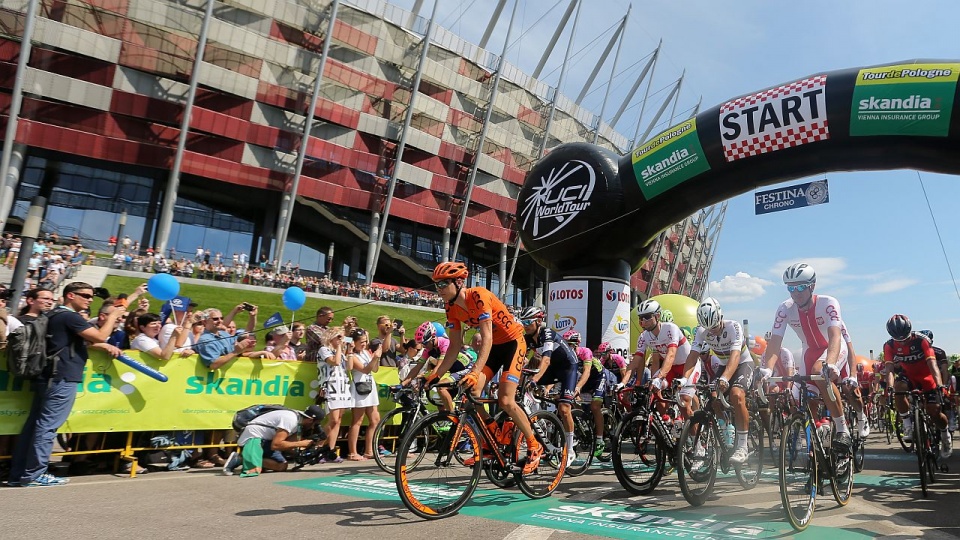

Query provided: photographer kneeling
[224,405,325,477]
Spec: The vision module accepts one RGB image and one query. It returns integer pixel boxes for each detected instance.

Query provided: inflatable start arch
[520,60,960,351]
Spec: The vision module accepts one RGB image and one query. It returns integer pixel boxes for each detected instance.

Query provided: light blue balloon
[147,273,180,301]
[432,321,447,339]
[282,286,306,311]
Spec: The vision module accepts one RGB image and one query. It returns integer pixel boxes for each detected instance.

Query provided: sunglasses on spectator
[639,313,656,320]
[209,316,223,321]
[786,284,811,293]
[434,280,451,290]
[72,292,94,299]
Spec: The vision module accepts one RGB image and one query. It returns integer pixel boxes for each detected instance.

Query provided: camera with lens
[241,302,255,311]
[288,426,327,469]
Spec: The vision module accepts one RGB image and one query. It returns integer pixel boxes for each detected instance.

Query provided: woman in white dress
[317,326,351,463]
[346,328,381,460]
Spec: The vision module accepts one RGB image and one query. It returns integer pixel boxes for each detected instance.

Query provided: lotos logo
[552,314,576,331]
[605,290,630,303]
[550,289,584,301]
[613,315,629,334]
[520,159,596,240]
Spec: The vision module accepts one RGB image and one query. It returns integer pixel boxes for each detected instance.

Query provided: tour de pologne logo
[520,159,596,240]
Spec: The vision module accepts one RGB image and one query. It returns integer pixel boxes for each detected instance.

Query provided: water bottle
[672,419,684,440]
[719,419,734,448]
[816,419,832,448]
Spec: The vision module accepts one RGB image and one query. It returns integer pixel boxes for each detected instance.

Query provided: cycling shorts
[540,356,578,404]
[581,373,608,401]
[479,336,527,388]
[705,361,754,394]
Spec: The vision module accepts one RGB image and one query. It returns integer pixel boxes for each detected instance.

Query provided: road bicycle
[529,389,596,477]
[772,374,853,531]
[893,389,950,497]
[370,384,433,474]
[395,374,567,519]
[676,378,764,506]
[611,384,684,494]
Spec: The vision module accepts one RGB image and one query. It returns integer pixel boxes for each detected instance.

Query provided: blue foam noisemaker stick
[116,354,169,382]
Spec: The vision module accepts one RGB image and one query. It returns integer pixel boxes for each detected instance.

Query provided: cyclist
[919,330,950,399]
[623,299,701,421]
[566,334,607,457]
[678,297,754,463]
[597,341,628,384]
[837,322,870,438]
[400,321,464,411]
[520,306,578,465]
[426,262,542,474]
[759,263,852,453]
[882,314,952,458]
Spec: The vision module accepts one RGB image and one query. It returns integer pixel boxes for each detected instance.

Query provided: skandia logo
[605,290,630,302]
[520,159,596,240]
[613,315,629,334]
[553,314,577,331]
[550,289,584,301]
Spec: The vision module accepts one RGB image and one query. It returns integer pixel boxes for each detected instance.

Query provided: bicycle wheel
[676,412,718,507]
[612,411,665,495]
[831,445,854,506]
[395,412,481,519]
[914,408,929,497]
[372,407,410,474]
[852,431,865,473]
[565,409,595,476]
[767,407,786,463]
[484,411,516,488]
[884,407,893,445]
[895,414,914,453]
[596,408,616,462]
[515,410,567,499]
[736,412,764,490]
[779,415,817,531]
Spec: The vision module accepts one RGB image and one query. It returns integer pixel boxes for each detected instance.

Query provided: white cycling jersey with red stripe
[635,321,692,360]
[770,294,848,374]
[690,319,749,365]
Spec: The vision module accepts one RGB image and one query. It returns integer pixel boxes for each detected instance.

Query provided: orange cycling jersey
[445,287,523,345]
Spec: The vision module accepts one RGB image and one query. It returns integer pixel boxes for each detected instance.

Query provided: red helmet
[433,262,468,281]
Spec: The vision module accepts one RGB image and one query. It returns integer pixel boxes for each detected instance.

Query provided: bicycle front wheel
[736,411,764,490]
[371,407,410,474]
[515,410,567,499]
[565,409,595,476]
[612,411,666,495]
[779,416,817,531]
[676,412,718,507]
[915,407,930,498]
[395,412,481,519]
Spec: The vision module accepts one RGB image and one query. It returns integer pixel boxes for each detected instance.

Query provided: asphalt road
[3,431,957,540]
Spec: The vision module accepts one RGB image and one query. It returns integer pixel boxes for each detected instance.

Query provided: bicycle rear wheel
[395,412,481,519]
[565,409,595,476]
[852,432,865,473]
[779,415,817,531]
[612,411,666,495]
[895,414,914,453]
[515,410,567,499]
[736,412,764,490]
[371,407,412,474]
[676,412,718,507]
[767,404,787,463]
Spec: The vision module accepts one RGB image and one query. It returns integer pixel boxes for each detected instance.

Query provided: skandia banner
[0,351,402,435]
[754,179,829,215]
[631,118,710,199]
[850,62,960,136]
[601,282,631,357]
[547,280,588,340]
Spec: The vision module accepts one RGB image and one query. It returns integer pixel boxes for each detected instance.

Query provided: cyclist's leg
[810,345,848,433]
[492,339,534,443]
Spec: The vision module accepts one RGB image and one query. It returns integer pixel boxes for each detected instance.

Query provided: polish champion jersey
[769,294,843,352]
[635,322,692,360]
[690,320,750,366]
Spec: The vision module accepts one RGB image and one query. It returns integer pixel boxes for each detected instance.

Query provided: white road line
[503,524,555,540]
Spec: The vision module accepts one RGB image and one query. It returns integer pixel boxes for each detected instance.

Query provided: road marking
[503,524,555,540]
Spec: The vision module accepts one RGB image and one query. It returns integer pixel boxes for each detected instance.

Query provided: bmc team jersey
[690,320,749,366]
[883,334,938,391]
[770,294,848,374]
[445,287,523,345]
[635,322,692,374]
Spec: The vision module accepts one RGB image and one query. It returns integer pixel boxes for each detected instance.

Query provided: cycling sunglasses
[786,284,811,293]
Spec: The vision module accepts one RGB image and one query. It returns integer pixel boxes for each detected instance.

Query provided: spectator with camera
[374,315,401,367]
[194,305,257,370]
[316,326,350,463]
[223,405,325,477]
[304,306,334,362]
[345,328,381,460]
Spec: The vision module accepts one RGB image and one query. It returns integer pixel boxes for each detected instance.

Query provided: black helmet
[886,314,911,341]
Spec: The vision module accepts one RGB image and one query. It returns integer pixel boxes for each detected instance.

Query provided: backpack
[232,404,291,433]
[6,308,70,380]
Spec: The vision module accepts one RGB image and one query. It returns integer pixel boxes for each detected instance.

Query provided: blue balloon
[147,273,180,301]
[432,321,447,339]
[282,286,306,311]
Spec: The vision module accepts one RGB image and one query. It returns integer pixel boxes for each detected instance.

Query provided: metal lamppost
[10,196,45,309]
[113,210,127,255]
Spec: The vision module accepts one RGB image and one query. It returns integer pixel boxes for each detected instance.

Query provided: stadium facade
[0,0,722,304]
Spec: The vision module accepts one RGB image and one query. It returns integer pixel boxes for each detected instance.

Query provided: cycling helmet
[637,299,661,318]
[696,297,723,329]
[596,342,612,354]
[886,314,911,340]
[517,306,545,321]
[919,329,933,343]
[414,321,436,344]
[782,263,816,285]
[659,308,674,323]
[563,330,581,343]
[432,261,468,281]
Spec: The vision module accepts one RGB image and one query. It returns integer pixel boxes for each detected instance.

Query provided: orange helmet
[433,261,468,281]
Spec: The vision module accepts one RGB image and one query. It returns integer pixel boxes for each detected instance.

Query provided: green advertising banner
[850,62,960,136]
[631,118,711,199]
[0,351,403,435]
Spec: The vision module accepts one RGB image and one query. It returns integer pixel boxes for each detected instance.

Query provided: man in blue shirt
[194,305,257,369]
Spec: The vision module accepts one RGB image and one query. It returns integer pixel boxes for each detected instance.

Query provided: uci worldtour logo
[520,159,596,240]
[553,314,577,331]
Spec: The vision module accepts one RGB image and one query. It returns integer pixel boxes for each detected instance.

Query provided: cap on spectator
[270,325,290,335]
[300,405,325,421]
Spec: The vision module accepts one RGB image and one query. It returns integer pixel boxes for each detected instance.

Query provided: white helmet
[697,297,723,329]
[637,299,661,318]
[782,263,816,285]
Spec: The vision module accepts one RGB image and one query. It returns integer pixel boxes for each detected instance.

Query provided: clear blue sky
[390,0,960,357]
